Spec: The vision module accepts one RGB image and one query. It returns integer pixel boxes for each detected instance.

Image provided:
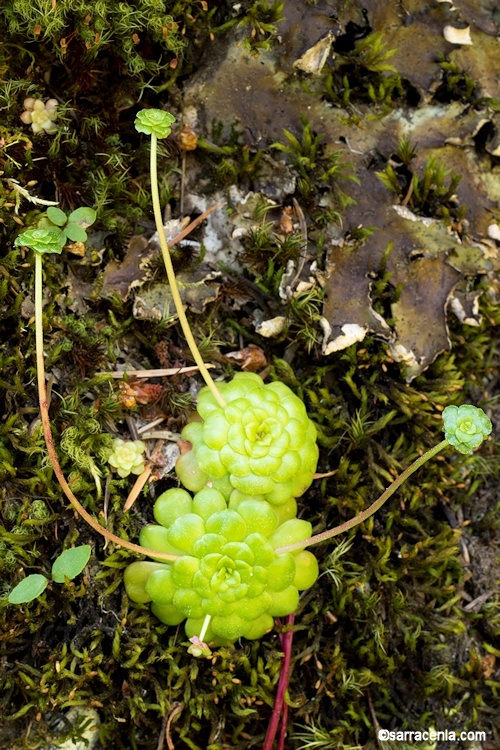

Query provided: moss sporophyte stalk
[12,110,493,669]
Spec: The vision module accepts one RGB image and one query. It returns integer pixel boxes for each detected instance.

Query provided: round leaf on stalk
[8,574,49,604]
[46,206,67,226]
[68,207,97,228]
[51,545,91,582]
[65,222,88,242]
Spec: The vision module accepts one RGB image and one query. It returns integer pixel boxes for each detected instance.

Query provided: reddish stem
[34,253,177,562]
[263,615,295,750]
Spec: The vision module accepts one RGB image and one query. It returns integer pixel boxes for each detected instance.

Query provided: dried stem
[275,440,449,554]
[34,252,178,562]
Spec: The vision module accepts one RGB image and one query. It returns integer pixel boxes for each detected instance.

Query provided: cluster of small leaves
[119,364,322,648]
[13,206,96,254]
[125,486,318,644]
[210,0,285,54]
[376,140,466,224]
[323,32,404,109]
[196,122,264,188]
[442,404,492,454]
[108,438,146,478]
[38,206,97,244]
[176,372,319,506]
[434,54,479,105]
[271,117,357,222]
[8,545,91,604]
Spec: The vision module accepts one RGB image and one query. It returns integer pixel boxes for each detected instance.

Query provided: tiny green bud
[442,404,492,454]
[108,438,147,478]
[134,109,175,138]
[14,228,65,255]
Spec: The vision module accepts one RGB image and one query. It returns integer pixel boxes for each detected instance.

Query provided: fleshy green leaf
[14,228,66,255]
[51,545,91,582]
[46,206,67,226]
[67,207,97,228]
[135,109,175,138]
[65,222,88,242]
[8,574,49,604]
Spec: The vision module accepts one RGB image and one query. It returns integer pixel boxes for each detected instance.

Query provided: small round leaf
[65,222,87,242]
[8,574,49,604]
[46,206,68,226]
[67,207,97,228]
[51,545,91,582]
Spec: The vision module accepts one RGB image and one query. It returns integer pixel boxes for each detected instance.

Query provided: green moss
[0,4,499,747]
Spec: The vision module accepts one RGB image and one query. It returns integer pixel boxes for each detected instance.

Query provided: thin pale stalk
[275,440,449,554]
[34,253,178,562]
[149,134,225,407]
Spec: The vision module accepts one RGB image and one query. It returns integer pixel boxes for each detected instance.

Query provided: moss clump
[0,2,498,747]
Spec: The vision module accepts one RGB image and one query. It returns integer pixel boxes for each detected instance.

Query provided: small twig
[171,202,225,247]
[156,712,169,750]
[313,469,338,479]
[289,197,311,290]
[165,702,183,750]
[102,474,111,549]
[139,430,180,441]
[367,691,384,750]
[124,439,165,511]
[401,179,414,207]
[123,464,153,512]
[125,415,140,441]
[463,590,495,612]
[137,417,166,434]
[96,365,215,378]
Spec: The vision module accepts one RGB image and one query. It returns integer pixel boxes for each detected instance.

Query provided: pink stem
[263,615,295,750]
[277,699,289,750]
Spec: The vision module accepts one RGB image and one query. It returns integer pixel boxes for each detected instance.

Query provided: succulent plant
[20,97,58,135]
[108,438,147,478]
[124,487,319,645]
[14,227,66,254]
[175,372,319,505]
[134,108,175,139]
[442,404,492,454]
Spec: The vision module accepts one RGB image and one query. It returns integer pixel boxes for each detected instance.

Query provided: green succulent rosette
[124,487,319,645]
[442,404,492,454]
[134,109,175,138]
[175,373,319,505]
[14,227,66,254]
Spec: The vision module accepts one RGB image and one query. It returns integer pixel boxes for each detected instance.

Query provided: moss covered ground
[0,1,499,748]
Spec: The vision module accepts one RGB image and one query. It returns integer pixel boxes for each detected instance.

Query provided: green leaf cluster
[39,206,97,244]
[125,488,318,644]
[8,545,91,604]
[376,143,466,223]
